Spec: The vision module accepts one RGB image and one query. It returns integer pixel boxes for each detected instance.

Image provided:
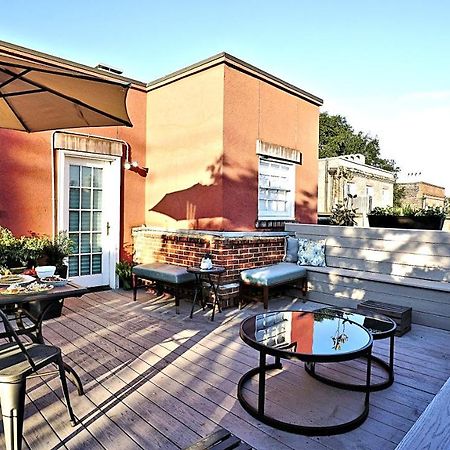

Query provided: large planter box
[367,215,444,230]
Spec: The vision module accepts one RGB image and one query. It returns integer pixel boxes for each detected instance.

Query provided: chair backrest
[0,308,37,371]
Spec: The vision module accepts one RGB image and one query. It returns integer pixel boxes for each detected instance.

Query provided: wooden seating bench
[285,223,450,331]
[239,262,307,309]
[132,263,195,313]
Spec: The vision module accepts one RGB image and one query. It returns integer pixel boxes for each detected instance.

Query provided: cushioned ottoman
[240,262,308,309]
[132,263,196,313]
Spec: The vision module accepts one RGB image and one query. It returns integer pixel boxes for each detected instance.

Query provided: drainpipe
[50,130,130,238]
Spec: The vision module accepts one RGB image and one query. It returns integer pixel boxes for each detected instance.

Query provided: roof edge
[0,39,147,89]
[147,52,323,106]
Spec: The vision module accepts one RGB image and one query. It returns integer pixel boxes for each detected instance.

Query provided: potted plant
[25,231,74,320]
[368,205,446,230]
[115,260,135,290]
[40,231,74,278]
[329,194,358,226]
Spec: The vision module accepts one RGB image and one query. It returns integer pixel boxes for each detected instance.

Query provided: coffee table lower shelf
[237,354,372,436]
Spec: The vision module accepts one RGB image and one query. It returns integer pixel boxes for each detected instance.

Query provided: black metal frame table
[187,266,225,321]
[0,282,88,395]
[305,307,396,392]
[238,310,373,435]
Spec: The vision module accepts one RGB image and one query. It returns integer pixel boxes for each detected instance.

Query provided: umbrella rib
[0,51,129,87]
[0,93,30,131]
[2,89,46,98]
[9,70,132,126]
[0,68,31,89]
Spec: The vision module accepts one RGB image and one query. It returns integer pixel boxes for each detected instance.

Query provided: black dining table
[0,281,88,395]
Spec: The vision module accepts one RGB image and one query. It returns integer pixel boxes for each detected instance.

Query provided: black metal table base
[304,353,393,392]
[189,272,223,321]
[237,351,372,436]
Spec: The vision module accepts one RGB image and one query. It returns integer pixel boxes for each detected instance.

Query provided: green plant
[330,195,357,226]
[370,205,447,218]
[41,231,74,270]
[115,260,135,290]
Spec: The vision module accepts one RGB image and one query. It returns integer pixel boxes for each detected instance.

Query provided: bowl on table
[35,266,56,279]
[40,275,68,287]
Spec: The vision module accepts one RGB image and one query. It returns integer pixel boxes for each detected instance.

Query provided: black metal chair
[0,308,75,450]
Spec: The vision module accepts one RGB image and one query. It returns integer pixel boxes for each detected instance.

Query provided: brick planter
[132,227,287,307]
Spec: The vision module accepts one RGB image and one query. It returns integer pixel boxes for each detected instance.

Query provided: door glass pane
[81,189,91,209]
[81,212,91,231]
[92,233,102,252]
[69,211,79,231]
[69,188,80,209]
[69,233,79,253]
[93,168,103,188]
[69,255,79,277]
[92,254,102,274]
[80,255,91,275]
[81,167,92,187]
[93,190,102,209]
[80,234,91,253]
[92,212,102,231]
[69,165,80,187]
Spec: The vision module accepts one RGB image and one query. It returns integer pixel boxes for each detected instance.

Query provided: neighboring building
[318,154,395,226]
[396,174,446,209]
[0,41,322,289]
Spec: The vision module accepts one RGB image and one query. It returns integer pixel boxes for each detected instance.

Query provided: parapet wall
[132,227,286,306]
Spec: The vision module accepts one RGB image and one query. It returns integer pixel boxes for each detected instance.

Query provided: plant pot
[23,298,64,320]
[368,215,444,230]
[56,264,68,279]
[119,277,132,290]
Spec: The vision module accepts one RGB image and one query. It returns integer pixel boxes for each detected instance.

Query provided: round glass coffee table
[238,310,373,435]
[306,307,397,391]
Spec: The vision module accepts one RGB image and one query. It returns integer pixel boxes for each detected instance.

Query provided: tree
[319,112,398,173]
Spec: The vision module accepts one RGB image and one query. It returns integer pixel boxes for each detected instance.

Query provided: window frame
[258,157,296,220]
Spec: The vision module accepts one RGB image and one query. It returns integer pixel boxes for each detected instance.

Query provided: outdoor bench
[239,262,307,309]
[132,262,195,313]
[284,223,450,331]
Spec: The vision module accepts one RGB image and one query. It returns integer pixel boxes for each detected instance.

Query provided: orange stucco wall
[146,65,225,230]
[0,87,146,259]
[223,66,319,229]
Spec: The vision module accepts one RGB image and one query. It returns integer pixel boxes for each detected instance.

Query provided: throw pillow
[297,238,326,267]
[283,236,299,263]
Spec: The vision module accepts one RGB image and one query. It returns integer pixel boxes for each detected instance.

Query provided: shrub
[115,260,135,290]
[370,205,447,218]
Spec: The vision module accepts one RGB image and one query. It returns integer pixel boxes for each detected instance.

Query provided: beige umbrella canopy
[0,48,132,132]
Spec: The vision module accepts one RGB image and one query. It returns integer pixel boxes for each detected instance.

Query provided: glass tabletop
[316,307,396,337]
[240,310,372,360]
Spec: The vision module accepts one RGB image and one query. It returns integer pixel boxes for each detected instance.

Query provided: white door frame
[56,149,121,288]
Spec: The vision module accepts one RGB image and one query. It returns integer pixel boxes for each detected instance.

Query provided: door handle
[106,222,110,236]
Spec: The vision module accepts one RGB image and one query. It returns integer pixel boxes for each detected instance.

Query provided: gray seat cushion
[133,263,195,284]
[240,262,307,287]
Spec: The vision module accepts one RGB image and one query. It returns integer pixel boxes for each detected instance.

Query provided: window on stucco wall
[258,158,295,220]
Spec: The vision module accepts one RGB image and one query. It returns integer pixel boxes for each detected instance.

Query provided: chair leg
[301,277,308,297]
[132,273,138,301]
[0,381,26,450]
[57,356,76,426]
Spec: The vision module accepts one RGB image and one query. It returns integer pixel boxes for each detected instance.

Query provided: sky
[2,0,450,191]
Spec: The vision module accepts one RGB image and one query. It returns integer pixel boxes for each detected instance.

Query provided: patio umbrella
[0,48,132,132]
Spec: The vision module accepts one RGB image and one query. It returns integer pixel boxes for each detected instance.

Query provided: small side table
[187,266,225,321]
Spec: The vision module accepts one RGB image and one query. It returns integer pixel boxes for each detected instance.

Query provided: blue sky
[2,0,450,190]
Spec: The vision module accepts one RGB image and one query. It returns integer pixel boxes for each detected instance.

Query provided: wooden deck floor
[5,289,450,450]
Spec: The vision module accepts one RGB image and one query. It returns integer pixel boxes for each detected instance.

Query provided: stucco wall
[223,65,320,229]
[146,65,225,230]
[0,86,147,259]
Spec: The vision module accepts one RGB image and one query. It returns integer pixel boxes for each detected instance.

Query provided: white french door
[58,153,120,288]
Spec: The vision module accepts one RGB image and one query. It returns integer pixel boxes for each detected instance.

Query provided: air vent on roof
[95,63,123,75]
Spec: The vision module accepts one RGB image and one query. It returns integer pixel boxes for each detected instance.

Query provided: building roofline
[397,181,445,190]
[0,40,147,90]
[147,52,324,106]
[319,155,396,177]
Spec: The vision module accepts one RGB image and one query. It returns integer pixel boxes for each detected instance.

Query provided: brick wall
[132,227,286,306]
